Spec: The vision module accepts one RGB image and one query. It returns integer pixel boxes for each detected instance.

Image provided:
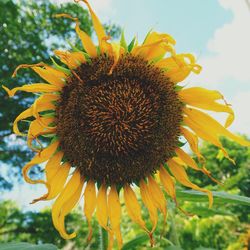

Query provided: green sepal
[177,140,186,148]
[120,29,128,52]
[174,85,184,92]
[82,51,91,62]
[50,57,71,75]
[150,53,165,64]
[116,184,123,194]
[67,40,91,62]
[127,36,136,52]
[67,39,82,52]
[40,112,56,118]
[20,119,32,124]
[94,45,100,56]
[41,133,56,138]
[50,135,59,144]
[142,28,153,44]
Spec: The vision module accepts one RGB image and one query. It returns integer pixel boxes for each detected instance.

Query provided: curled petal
[184,107,250,147]
[155,54,201,83]
[32,161,71,203]
[2,83,61,97]
[175,148,220,184]
[180,126,205,162]
[27,117,55,149]
[12,63,67,87]
[52,170,83,239]
[22,140,59,185]
[167,159,213,208]
[54,50,86,69]
[179,87,234,127]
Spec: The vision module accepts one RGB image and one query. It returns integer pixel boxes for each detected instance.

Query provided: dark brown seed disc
[56,54,183,185]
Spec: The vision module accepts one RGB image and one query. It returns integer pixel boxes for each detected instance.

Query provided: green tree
[0,0,120,190]
[0,200,101,249]
[188,136,250,194]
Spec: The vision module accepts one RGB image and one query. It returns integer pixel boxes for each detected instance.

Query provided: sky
[3,0,250,210]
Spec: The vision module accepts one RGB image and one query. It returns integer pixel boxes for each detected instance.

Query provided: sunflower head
[3,0,250,249]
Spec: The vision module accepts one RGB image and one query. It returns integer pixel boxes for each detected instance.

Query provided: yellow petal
[75,22,97,57]
[52,170,83,239]
[13,107,33,136]
[175,148,203,172]
[167,158,213,208]
[12,63,67,87]
[2,83,61,97]
[147,176,167,222]
[159,166,176,201]
[96,184,109,230]
[54,50,85,69]
[107,231,115,250]
[108,43,124,74]
[140,180,158,234]
[32,161,71,203]
[108,185,123,249]
[84,180,97,241]
[22,140,59,184]
[45,151,64,181]
[184,108,250,147]
[179,87,234,127]
[132,37,175,61]
[144,31,176,46]
[46,162,71,199]
[79,0,106,46]
[124,184,149,234]
[180,126,205,162]
[155,54,201,83]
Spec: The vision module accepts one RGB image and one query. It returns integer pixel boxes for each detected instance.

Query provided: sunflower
[3,0,250,249]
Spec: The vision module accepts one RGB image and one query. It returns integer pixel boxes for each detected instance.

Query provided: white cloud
[190,0,250,87]
[230,91,250,135]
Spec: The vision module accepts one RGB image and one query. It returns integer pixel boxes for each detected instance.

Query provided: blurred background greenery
[0,0,249,249]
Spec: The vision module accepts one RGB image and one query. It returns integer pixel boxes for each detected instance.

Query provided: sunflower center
[56,54,183,185]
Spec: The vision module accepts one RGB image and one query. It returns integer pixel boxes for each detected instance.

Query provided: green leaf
[184,204,233,217]
[194,247,216,250]
[121,234,148,250]
[0,242,57,250]
[166,246,184,250]
[176,190,250,206]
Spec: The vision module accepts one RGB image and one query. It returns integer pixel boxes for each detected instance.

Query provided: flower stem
[169,209,180,246]
[99,225,108,250]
